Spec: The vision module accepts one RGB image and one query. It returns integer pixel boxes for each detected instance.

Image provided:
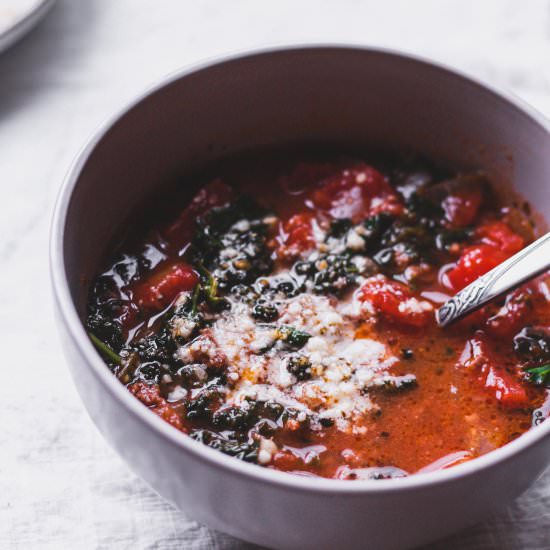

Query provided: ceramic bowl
[50,46,550,550]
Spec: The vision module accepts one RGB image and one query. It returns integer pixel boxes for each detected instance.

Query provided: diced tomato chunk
[129,382,186,431]
[132,261,199,311]
[457,332,528,408]
[442,186,483,227]
[484,365,529,408]
[444,220,525,292]
[485,287,533,338]
[458,332,490,370]
[444,244,510,291]
[357,275,433,327]
[275,212,317,260]
[308,164,403,222]
[476,221,525,254]
[163,179,233,247]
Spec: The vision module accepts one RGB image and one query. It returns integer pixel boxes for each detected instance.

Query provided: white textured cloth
[1,1,550,548]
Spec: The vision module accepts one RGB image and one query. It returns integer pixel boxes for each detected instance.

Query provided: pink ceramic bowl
[51,46,550,550]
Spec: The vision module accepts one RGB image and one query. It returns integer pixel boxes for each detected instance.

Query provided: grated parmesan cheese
[177,291,401,431]
[397,297,433,315]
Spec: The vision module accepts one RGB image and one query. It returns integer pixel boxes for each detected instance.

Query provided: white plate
[0,0,55,54]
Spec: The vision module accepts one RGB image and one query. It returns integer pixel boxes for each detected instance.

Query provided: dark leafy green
[379,374,418,393]
[276,325,311,349]
[88,332,122,365]
[190,429,259,462]
[87,306,123,352]
[287,354,313,381]
[251,299,279,322]
[525,364,550,386]
[514,327,550,363]
[191,196,273,290]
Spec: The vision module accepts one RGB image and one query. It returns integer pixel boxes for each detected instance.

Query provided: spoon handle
[436,231,550,327]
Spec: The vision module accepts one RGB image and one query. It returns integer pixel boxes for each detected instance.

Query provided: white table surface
[2,1,550,548]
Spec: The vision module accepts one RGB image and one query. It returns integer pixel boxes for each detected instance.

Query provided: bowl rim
[50,43,550,495]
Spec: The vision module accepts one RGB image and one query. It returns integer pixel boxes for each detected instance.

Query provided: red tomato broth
[269,313,547,477]
[87,150,550,480]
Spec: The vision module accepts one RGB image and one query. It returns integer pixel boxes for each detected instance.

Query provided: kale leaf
[525,364,550,386]
[189,429,259,462]
[191,196,273,290]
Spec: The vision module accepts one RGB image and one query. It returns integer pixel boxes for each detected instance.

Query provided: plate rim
[0,0,56,54]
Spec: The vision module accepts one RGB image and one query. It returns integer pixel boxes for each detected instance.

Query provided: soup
[87,151,550,480]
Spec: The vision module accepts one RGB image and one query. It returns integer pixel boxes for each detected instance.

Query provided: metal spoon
[436,231,550,327]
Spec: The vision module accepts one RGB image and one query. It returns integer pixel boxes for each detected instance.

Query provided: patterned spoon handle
[436,231,550,327]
